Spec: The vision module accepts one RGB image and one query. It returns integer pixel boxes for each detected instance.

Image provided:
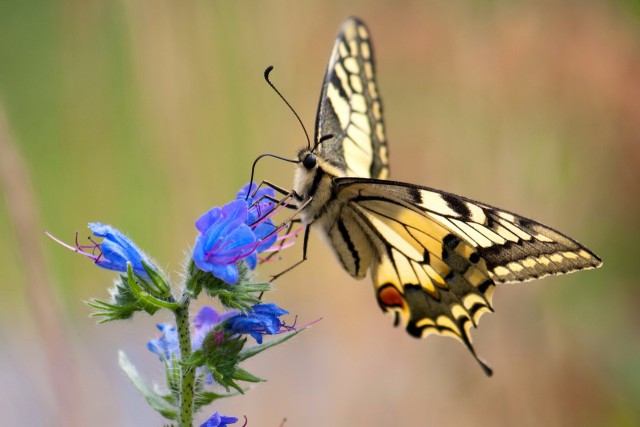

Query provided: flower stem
[175,299,195,427]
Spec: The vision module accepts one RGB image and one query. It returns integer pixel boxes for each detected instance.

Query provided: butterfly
[286,17,602,376]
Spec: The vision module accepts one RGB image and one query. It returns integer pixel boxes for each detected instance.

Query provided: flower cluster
[147,303,290,400]
[48,182,306,426]
[148,304,289,363]
[193,184,279,284]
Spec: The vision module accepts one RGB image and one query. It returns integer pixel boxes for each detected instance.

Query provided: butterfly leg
[262,217,303,262]
[249,180,302,210]
[253,180,302,200]
[270,224,310,282]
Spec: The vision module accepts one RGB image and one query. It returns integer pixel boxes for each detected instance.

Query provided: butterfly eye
[303,153,317,170]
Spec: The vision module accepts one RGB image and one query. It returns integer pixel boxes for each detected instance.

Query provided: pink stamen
[276,226,304,242]
[276,317,323,335]
[258,225,303,256]
[262,240,296,253]
[253,213,298,247]
[44,230,102,262]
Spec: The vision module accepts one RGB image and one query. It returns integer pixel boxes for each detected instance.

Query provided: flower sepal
[87,274,161,322]
[198,332,248,393]
[193,390,241,410]
[205,277,271,313]
[86,262,177,322]
[229,367,264,384]
[187,260,271,312]
[126,262,180,311]
[140,259,172,299]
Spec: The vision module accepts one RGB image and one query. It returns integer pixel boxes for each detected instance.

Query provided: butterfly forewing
[338,178,602,282]
[314,17,389,179]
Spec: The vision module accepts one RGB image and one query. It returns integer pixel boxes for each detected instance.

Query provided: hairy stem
[176,300,195,427]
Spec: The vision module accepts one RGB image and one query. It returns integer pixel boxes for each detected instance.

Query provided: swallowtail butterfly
[289,17,602,375]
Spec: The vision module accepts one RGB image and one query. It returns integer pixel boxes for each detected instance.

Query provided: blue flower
[193,200,258,284]
[147,323,179,361]
[192,306,238,350]
[88,223,153,278]
[225,303,289,344]
[45,223,157,281]
[236,183,279,269]
[148,306,237,360]
[236,182,276,224]
[200,412,238,427]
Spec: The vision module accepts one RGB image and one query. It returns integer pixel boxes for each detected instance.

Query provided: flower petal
[252,220,278,253]
[200,412,238,427]
[147,324,179,361]
[192,199,260,284]
[88,222,152,277]
[225,303,288,343]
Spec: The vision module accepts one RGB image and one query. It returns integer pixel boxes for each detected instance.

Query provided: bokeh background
[1,1,639,426]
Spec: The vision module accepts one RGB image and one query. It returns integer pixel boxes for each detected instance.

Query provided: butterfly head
[302,152,317,170]
[293,148,319,198]
[293,140,345,206]
[295,135,342,177]
[297,133,334,168]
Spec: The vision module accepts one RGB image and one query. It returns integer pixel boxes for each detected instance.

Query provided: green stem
[176,299,195,427]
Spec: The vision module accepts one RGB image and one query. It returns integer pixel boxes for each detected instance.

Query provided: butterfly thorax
[293,148,347,226]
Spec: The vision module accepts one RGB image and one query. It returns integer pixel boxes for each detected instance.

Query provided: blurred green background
[1,1,639,426]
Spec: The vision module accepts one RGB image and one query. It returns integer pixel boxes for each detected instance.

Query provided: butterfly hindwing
[314,17,389,179]
[329,177,601,372]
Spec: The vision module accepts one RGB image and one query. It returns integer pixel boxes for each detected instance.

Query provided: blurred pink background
[0,1,637,426]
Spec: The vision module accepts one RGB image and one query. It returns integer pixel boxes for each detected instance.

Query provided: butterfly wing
[314,17,389,179]
[330,177,602,374]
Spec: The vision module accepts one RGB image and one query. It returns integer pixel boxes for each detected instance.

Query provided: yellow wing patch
[329,177,602,375]
[314,17,389,180]
[340,190,495,374]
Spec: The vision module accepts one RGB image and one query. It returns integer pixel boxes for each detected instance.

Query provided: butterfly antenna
[313,133,334,151]
[246,153,298,201]
[264,65,312,150]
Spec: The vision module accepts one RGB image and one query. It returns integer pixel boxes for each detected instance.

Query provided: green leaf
[193,390,241,410]
[127,263,180,311]
[86,274,162,322]
[118,351,178,420]
[164,356,181,402]
[239,328,304,361]
[141,259,172,298]
[181,349,206,369]
[233,368,264,383]
[195,260,273,312]
[86,298,136,323]
[226,379,244,394]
